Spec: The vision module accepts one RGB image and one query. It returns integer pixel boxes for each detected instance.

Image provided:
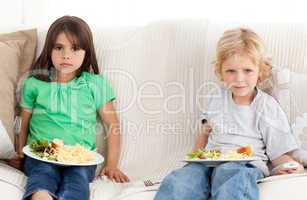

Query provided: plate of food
[183,146,258,167]
[23,139,104,166]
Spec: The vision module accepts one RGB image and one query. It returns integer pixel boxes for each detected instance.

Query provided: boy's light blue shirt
[201,86,299,176]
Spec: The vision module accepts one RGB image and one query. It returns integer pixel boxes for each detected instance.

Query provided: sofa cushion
[1,161,307,200]
[258,173,307,200]
[89,20,210,181]
[0,181,24,200]
[90,176,159,200]
[89,173,307,200]
[273,68,307,150]
[0,163,26,196]
[0,29,37,157]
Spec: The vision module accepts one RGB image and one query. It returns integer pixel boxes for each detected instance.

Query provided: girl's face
[51,32,85,77]
[221,53,260,104]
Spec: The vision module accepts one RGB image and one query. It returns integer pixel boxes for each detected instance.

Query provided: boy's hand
[99,165,130,183]
[272,161,305,175]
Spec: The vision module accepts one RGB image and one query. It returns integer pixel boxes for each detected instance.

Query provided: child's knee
[31,190,53,200]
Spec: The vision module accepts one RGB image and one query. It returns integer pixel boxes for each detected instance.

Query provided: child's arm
[271,154,304,175]
[193,121,211,151]
[98,101,130,183]
[18,108,32,157]
[7,108,32,170]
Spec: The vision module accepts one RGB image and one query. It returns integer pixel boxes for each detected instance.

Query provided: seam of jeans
[243,171,251,199]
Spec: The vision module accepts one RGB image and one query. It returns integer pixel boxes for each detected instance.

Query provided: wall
[1,0,306,28]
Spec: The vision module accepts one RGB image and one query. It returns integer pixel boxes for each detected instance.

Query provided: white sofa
[1,19,307,200]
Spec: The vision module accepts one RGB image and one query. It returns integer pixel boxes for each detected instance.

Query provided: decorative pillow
[0,120,15,159]
[0,29,37,158]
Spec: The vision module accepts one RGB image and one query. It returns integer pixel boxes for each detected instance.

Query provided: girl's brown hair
[214,27,272,83]
[31,15,99,81]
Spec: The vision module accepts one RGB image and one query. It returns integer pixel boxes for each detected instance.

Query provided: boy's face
[221,53,260,103]
[51,32,85,76]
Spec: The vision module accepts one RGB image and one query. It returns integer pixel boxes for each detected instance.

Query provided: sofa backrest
[33,19,307,180]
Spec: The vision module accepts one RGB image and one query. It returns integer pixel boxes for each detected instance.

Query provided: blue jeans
[23,156,96,200]
[154,162,264,200]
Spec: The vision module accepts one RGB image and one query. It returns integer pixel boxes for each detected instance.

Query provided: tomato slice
[237,146,252,156]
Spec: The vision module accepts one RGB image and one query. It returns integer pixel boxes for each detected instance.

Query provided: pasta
[56,144,95,163]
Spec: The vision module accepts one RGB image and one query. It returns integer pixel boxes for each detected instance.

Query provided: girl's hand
[7,153,24,170]
[99,165,130,183]
[17,147,25,158]
[272,161,305,175]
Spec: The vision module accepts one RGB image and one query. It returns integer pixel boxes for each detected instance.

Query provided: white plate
[23,145,104,166]
[183,157,258,167]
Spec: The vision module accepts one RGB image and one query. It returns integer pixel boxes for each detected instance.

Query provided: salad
[29,139,95,163]
[186,146,253,160]
[30,140,55,160]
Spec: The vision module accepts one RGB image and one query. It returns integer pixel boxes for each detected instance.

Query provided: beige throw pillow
[0,29,37,158]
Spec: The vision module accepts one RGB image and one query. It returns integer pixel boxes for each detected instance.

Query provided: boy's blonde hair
[214,27,272,83]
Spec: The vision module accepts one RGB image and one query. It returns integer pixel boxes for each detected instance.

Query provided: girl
[154,28,304,200]
[18,16,129,200]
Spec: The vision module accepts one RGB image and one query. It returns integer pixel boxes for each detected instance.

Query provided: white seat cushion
[1,163,307,200]
[90,176,159,200]
[0,181,24,200]
[0,163,26,199]
[258,173,307,200]
[90,173,307,200]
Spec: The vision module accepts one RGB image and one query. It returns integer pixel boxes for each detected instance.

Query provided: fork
[143,180,161,187]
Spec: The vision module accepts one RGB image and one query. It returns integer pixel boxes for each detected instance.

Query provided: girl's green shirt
[20,72,115,150]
